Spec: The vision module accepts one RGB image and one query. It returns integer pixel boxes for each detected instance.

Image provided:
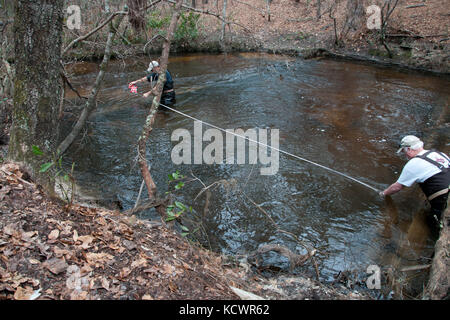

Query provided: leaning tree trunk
[137,0,183,201]
[57,12,126,157]
[8,0,64,192]
[424,206,450,299]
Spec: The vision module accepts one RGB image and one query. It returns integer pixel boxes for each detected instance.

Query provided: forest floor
[0,162,369,300]
[205,0,449,74]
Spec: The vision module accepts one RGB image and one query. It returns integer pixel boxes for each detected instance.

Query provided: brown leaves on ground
[0,163,241,300]
[0,163,367,301]
[200,0,448,44]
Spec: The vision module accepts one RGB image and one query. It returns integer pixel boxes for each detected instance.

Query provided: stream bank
[0,162,369,300]
[1,0,449,300]
[64,30,449,77]
[2,50,448,300]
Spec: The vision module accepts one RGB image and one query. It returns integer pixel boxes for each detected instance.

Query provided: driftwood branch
[0,168,34,186]
[133,179,146,209]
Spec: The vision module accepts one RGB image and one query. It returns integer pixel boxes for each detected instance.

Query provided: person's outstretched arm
[381,182,404,197]
[129,76,147,87]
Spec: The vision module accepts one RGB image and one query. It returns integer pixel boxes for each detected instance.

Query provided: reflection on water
[62,53,450,294]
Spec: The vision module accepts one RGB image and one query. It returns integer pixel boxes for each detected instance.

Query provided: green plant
[166,201,192,220]
[147,10,170,32]
[168,170,185,189]
[165,171,213,245]
[174,12,200,44]
[166,170,194,237]
[32,145,76,206]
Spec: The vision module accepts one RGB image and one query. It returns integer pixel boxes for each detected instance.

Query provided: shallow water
[63,53,450,293]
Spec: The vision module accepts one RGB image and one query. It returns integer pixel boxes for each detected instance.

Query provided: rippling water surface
[63,53,450,289]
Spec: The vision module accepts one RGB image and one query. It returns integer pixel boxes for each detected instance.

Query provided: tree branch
[59,67,88,100]
[165,0,252,33]
[62,11,128,56]
[57,12,126,156]
[138,0,163,12]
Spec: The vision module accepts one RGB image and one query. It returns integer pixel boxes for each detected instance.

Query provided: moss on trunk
[8,0,64,193]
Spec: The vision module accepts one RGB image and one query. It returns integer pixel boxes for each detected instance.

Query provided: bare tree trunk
[137,0,184,201]
[316,0,321,20]
[332,16,338,46]
[57,12,126,156]
[1,52,14,97]
[8,0,64,192]
[104,0,111,13]
[380,0,399,58]
[328,2,339,47]
[424,207,450,299]
[221,0,228,44]
[128,0,147,31]
[0,19,14,97]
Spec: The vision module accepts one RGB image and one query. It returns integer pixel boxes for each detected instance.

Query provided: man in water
[380,135,450,228]
[129,60,176,107]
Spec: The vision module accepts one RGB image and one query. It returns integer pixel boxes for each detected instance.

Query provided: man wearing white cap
[380,135,450,227]
[128,60,176,106]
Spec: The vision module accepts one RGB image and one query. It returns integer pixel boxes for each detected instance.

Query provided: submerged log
[255,244,316,271]
[123,197,170,215]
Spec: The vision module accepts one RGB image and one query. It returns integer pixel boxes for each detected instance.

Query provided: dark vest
[147,70,174,92]
[415,150,450,197]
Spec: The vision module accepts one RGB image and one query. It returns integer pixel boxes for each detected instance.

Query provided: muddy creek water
[63,53,449,293]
